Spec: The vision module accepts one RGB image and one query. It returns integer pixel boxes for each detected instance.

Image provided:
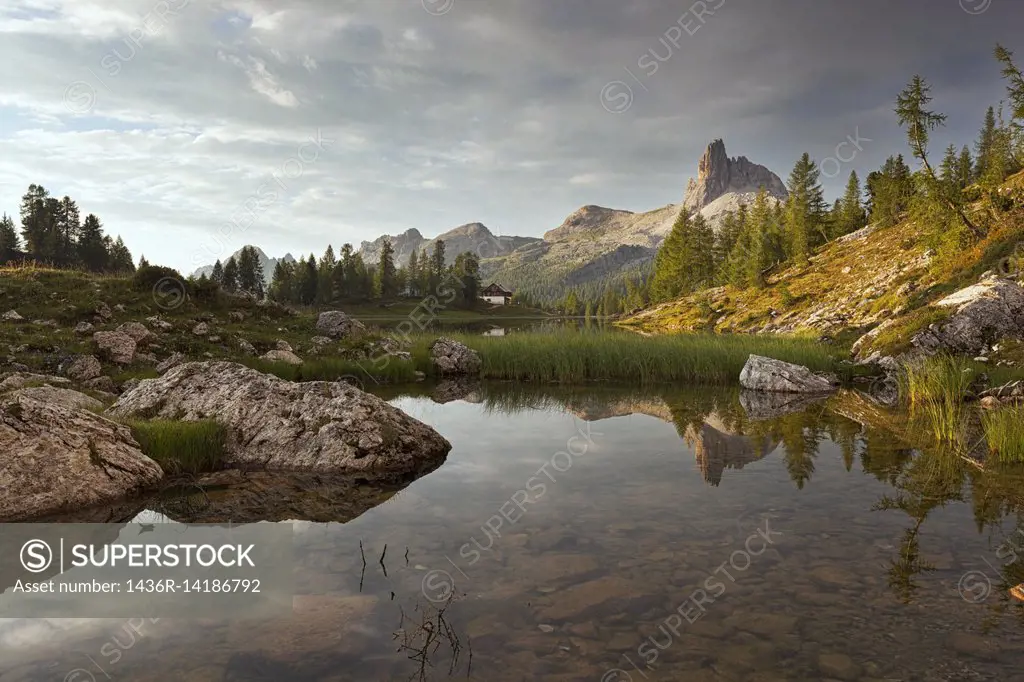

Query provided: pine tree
[783,153,827,262]
[211,259,224,285]
[138,255,150,269]
[0,213,20,261]
[19,184,51,260]
[407,249,420,297]
[376,238,398,298]
[728,188,777,288]
[53,196,80,266]
[107,236,135,273]
[939,144,958,194]
[453,251,480,306]
[236,246,265,298]
[974,106,998,183]
[76,214,107,271]
[866,155,914,227]
[564,290,580,315]
[417,248,430,296]
[333,244,354,300]
[317,245,336,303]
[956,145,974,190]
[649,209,715,302]
[836,171,866,237]
[896,75,981,238]
[994,44,1023,163]
[222,256,239,292]
[429,240,446,294]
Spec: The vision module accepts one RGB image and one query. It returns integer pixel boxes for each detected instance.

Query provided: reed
[128,419,227,474]
[981,406,1024,463]
[898,355,974,443]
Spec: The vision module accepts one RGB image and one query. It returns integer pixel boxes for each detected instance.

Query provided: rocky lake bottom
[1,382,1024,681]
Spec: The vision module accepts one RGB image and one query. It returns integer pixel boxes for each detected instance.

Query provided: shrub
[132,264,186,292]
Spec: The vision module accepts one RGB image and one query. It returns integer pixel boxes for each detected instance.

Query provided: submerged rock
[429,337,482,376]
[739,355,839,393]
[0,392,163,521]
[739,390,830,420]
[912,275,1024,356]
[107,361,451,478]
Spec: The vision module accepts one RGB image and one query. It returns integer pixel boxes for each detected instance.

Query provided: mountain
[192,246,295,287]
[358,223,540,268]
[480,139,787,304]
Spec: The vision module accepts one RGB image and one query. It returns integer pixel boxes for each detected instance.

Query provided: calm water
[3,383,1024,681]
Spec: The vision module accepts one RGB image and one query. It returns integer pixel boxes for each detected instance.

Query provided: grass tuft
[128,419,227,474]
[240,356,419,384]
[898,355,975,443]
[981,406,1024,464]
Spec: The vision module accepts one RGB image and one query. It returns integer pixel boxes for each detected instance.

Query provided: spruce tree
[236,246,264,298]
[0,213,20,261]
[956,145,974,190]
[53,196,80,266]
[994,44,1023,163]
[222,256,239,292]
[783,153,827,261]
[317,245,336,303]
[836,171,865,237]
[76,214,107,271]
[107,236,135,273]
[429,240,446,294]
[300,254,318,304]
[453,251,480,306]
[974,106,998,183]
[268,261,294,302]
[376,238,398,298]
[211,259,224,285]
[407,249,420,297]
[19,184,51,260]
[333,244,354,300]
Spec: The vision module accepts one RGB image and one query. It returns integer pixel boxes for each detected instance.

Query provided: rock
[431,379,483,404]
[32,319,58,328]
[238,339,256,356]
[116,322,155,346]
[2,310,23,322]
[134,352,157,365]
[310,336,333,348]
[74,321,94,335]
[683,139,787,213]
[429,337,482,376]
[739,355,839,393]
[0,392,163,521]
[92,331,136,365]
[84,376,118,394]
[261,350,302,365]
[316,311,367,339]
[739,390,830,420]
[64,355,103,382]
[841,266,852,275]
[113,304,126,313]
[275,339,293,352]
[192,322,209,336]
[228,311,245,323]
[107,361,451,477]
[208,335,222,343]
[156,352,186,374]
[818,652,860,681]
[912,276,1024,356]
[0,372,71,392]
[120,378,141,394]
[146,316,173,331]
[94,302,113,321]
[11,386,104,412]
[980,396,1002,410]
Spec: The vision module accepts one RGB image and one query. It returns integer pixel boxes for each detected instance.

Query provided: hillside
[622,171,1024,362]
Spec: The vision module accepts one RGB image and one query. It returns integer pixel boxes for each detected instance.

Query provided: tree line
[0,184,135,273]
[641,42,1024,305]
[199,238,483,308]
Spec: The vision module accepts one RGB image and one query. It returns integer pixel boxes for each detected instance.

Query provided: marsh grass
[128,419,227,474]
[414,331,845,385]
[982,406,1024,463]
[899,355,975,443]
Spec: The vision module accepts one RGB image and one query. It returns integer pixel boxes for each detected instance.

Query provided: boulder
[120,378,142,394]
[0,392,163,521]
[310,336,333,348]
[64,355,103,382]
[262,350,303,365]
[275,339,293,352]
[107,361,451,478]
[192,322,209,336]
[316,311,367,339]
[93,331,136,365]
[228,311,246,323]
[156,352,186,374]
[146,316,173,331]
[429,337,482,376]
[74,321,95,335]
[2,310,23,322]
[116,322,156,346]
[238,339,257,356]
[84,376,118,394]
[0,372,71,392]
[912,276,1024,356]
[739,390,830,420]
[739,355,839,393]
[94,302,113,321]
[10,386,104,412]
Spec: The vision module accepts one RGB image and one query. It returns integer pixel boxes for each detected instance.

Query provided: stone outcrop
[316,311,367,340]
[63,355,103,382]
[739,390,831,420]
[107,361,451,478]
[683,139,787,213]
[739,355,839,393]
[0,392,163,521]
[116,322,155,346]
[261,349,302,365]
[429,337,482,376]
[93,331,136,365]
[911,275,1024,356]
[155,352,186,374]
[2,310,23,322]
[10,386,105,412]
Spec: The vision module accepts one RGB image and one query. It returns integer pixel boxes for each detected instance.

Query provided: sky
[0,0,1021,273]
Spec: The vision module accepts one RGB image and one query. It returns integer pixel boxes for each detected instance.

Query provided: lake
[2,382,1023,681]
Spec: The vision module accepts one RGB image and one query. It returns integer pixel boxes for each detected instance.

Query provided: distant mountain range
[192,247,295,288]
[190,139,787,304]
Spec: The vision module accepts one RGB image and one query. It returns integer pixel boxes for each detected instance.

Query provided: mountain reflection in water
[2,381,1023,681]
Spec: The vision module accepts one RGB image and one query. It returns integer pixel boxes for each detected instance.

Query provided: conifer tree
[317,245,336,303]
[19,184,51,259]
[268,261,294,302]
[236,246,265,298]
[0,213,20,261]
[222,256,239,292]
[783,153,827,261]
[836,171,866,237]
[956,145,974,190]
[333,244,354,300]
[76,214,108,271]
[975,105,998,182]
[453,251,480,306]
[407,249,420,297]
[300,254,318,304]
[211,259,224,285]
[376,238,398,298]
[106,236,135,273]
[994,43,1023,163]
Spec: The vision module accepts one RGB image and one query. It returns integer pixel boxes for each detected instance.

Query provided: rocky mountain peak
[683,139,786,212]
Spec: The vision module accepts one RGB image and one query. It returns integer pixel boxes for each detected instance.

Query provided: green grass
[981,406,1024,463]
[128,419,227,474]
[898,355,975,443]
[410,330,846,385]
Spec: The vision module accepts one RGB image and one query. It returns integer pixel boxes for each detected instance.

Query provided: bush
[132,264,186,292]
[188,275,221,303]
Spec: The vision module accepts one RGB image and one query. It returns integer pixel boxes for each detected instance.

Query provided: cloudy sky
[0,0,1020,272]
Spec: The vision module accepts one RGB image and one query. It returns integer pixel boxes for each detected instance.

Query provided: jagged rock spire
[683,139,787,212]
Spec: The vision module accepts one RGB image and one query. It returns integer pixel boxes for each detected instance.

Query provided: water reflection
[4,381,1024,681]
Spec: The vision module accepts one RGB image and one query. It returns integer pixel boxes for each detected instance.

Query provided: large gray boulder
[739,355,839,393]
[429,337,482,376]
[93,331,136,365]
[0,392,163,521]
[64,354,103,382]
[316,311,367,339]
[912,275,1024,356]
[107,361,451,478]
[261,349,303,365]
[116,321,156,346]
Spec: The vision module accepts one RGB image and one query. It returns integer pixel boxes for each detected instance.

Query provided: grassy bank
[418,331,848,384]
[128,419,227,474]
[240,356,419,384]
